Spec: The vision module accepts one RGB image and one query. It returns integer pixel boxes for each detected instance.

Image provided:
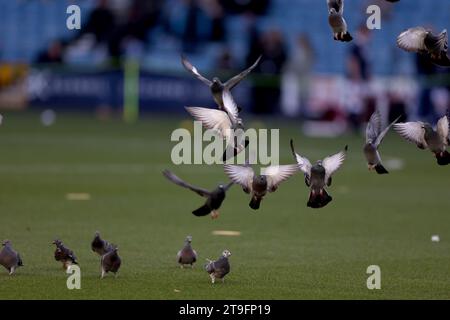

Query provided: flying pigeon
[0,240,23,275]
[91,231,113,256]
[101,245,121,279]
[181,54,261,111]
[205,250,231,284]
[364,111,401,174]
[290,139,348,208]
[177,235,198,268]
[397,27,450,67]
[327,0,353,42]
[163,169,233,219]
[53,239,78,270]
[223,163,298,210]
[393,112,450,165]
[185,90,249,161]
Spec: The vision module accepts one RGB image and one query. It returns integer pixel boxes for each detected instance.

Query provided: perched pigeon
[163,169,233,219]
[393,112,450,165]
[327,0,353,42]
[181,54,261,111]
[185,91,249,161]
[364,111,401,174]
[223,163,298,210]
[290,139,348,208]
[0,240,23,275]
[205,250,231,284]
[397,27,450,67]
[177,235,198,268]
[53,239,78,270]
[91,231,113,256]
[101,245,121,279]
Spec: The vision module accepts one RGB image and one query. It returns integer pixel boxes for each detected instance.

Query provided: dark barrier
[27,66,251,113]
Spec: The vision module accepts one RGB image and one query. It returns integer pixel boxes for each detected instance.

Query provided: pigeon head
[185,235,193,243]
[222,250,231,258]
[421,123,433,133]
[94,231,101,238]
[256,175,267,184]
[52,239,62,246]
[212,77,221,84]
[2,239,11,246]
[329,8,337,14]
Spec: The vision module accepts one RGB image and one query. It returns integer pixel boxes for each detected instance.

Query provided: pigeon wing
[181,55,212,86]
[393,122,427,148]
[322,146,348,182]
[375,115,401,147]
[224,55,262,90]
[222,90,240,124]
[327,0,344,13]
[366,110,382,143]
[290,139,312,183]
[223,165,254,193]
[397,27,428,52]
[437,114,449,146]
[185,107,232,142]
[263,165,299,192]
[163,170,211,197]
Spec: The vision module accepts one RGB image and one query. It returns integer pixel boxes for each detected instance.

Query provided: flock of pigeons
[328,0,450,66]
[163,0,450,283]
[0,232,120,278]
[1,1,449,285]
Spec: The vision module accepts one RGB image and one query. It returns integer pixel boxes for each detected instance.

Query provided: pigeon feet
[211,210,219,220]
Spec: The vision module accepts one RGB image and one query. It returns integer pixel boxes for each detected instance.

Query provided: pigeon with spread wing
[163,169,233,219]
[393,111,450,165]
[223,163,298,210]
[364,110,400,174]
[397,27,450,67]
[290,139,348,208]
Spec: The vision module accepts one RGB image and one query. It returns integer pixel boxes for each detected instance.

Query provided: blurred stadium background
[0,0,450,299]
[0,0,449,127]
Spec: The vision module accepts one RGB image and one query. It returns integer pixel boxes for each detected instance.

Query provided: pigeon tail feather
[192,205,211,216]
[436,150,450,166]
[375,164,389,174]
[307,189,333,209]
[249,196,261,210]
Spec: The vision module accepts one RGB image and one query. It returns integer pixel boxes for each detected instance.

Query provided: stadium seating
[0,0,448,75]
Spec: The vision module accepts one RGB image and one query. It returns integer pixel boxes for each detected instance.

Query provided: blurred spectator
[248,28,287,114]
[281,34,315,117]
[415,53,437,122]
[78,0,116,44]
[36,41,64,64]
[345,25,373,131]
[221,0,270,15]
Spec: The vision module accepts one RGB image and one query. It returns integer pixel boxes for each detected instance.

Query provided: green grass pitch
[0,112,449,299]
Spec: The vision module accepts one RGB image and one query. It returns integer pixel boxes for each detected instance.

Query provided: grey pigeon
[53,239,78,270]
[327,0,353,42]
[393,112,450,165]
[397,27,450,67]
[185,91,249,161]
[91,231,113,256]
[101,245,121,279]
[290,139,348,208]
[0,240,23,275]
[163,169,233,219]
[177,235,198,268]
[364,111,401,174]
[205,250,231,284]
[181,54,261,111]
[223,163,298,210]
